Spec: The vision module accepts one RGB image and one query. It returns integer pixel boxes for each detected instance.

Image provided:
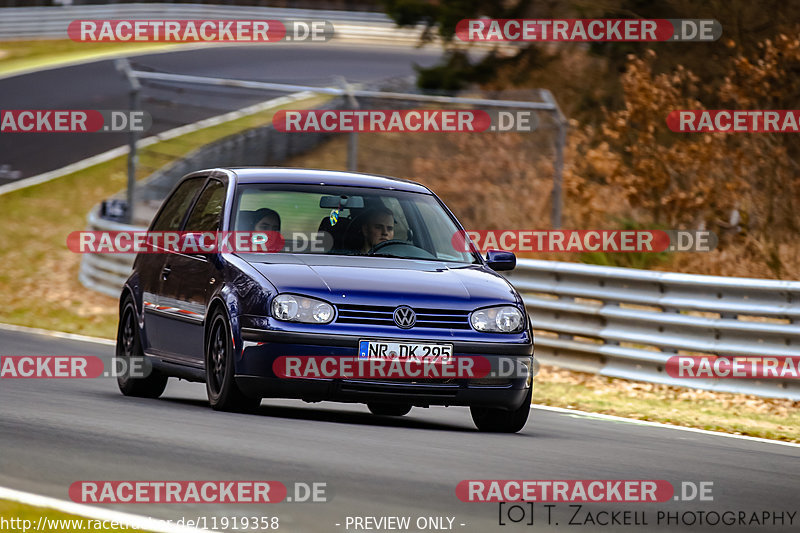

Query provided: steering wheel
[366,239,409,255]
[367,239,437,260]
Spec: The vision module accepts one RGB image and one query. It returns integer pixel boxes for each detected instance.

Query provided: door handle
[161,265,172,280]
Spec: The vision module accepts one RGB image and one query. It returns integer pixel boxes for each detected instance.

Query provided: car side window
[150,178,205,231]
[185,180,226,232]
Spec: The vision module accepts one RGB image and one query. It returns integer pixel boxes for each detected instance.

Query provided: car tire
[367,402,412,416]
[116,297,168,398]
[470,386,532,433]
[205,309,261,412]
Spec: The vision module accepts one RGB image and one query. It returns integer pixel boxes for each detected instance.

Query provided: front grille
[340,380,459,395]
[336,304,471,330]
[343,378,458,385]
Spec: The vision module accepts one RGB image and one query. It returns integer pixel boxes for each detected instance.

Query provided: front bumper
[236,327,534,410]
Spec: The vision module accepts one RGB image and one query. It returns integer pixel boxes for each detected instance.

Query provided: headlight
[271,294,334,324]
[470,305,524,333]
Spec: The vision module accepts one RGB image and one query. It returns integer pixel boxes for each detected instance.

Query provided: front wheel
[116,297,168,398]
[205,309,261,412]
[470,387,532,433]
[367,402,412,416]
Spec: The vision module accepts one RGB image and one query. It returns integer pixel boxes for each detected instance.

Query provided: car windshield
[232,183,479,264]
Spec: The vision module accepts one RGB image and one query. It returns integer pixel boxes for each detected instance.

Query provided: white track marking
[0,485,220,533]
[532,403,800,449]
[0,322,115,346]
[0,91,314,197]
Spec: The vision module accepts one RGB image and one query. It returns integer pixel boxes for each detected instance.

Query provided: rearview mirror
[319,195,364,209]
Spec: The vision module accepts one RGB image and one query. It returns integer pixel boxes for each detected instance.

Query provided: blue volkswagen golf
[116,168,535,432]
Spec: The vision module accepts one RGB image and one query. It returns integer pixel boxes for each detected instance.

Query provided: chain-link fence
[289,87,566,232]
[111,62,566,232]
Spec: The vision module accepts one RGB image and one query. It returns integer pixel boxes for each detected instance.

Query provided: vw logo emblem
[393,306,416,329]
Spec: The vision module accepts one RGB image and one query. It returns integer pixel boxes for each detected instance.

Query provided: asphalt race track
[1,327,798,533]
[0,44,444,183]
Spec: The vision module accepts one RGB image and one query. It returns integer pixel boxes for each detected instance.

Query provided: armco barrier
[505,260,800,400]
[0,4,427,44]
[78,210,145,299]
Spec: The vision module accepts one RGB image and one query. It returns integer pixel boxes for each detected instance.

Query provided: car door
[156,177,227,365]
[141,176,206,355]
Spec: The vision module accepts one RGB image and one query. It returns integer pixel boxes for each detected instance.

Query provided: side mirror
[486,249,516,271]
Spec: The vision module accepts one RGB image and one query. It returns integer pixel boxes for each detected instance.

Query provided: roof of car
[225,168,431,194]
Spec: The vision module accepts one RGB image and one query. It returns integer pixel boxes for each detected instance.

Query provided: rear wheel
[367,402,412,416]
[470,386,532,433]
[205,309,261,412]
[116,297,168,398]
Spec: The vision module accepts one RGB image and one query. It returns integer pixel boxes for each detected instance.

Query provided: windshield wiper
[370,253,478,264]
[369,252,412,259]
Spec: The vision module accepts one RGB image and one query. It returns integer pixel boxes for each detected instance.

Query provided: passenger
[251,208,281,232]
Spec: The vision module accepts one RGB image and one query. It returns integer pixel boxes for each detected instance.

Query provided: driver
[359,207,395,253]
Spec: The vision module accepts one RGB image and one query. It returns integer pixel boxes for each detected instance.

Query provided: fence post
[116,59,141,224]
[541,90,566,229]
[339,77,359,171]
[552,119,566,229]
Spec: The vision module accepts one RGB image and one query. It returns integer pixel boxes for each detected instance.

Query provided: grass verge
[0,500,156,532]
[0,39,187,77]
[533,365,800,443]
[0,94,326,339]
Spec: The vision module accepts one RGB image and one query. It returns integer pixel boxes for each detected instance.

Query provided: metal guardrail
[505,260,800,400]
[78,209,145,299]
[0,4,425,44]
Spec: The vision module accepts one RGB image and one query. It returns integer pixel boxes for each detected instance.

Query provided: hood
[241,254,520,307]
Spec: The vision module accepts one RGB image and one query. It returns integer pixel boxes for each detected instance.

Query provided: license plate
[358,340,453,362]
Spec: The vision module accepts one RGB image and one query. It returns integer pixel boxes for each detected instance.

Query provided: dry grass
[0,500,156,532]
[533,365,800,442]
[0,39,182,76]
